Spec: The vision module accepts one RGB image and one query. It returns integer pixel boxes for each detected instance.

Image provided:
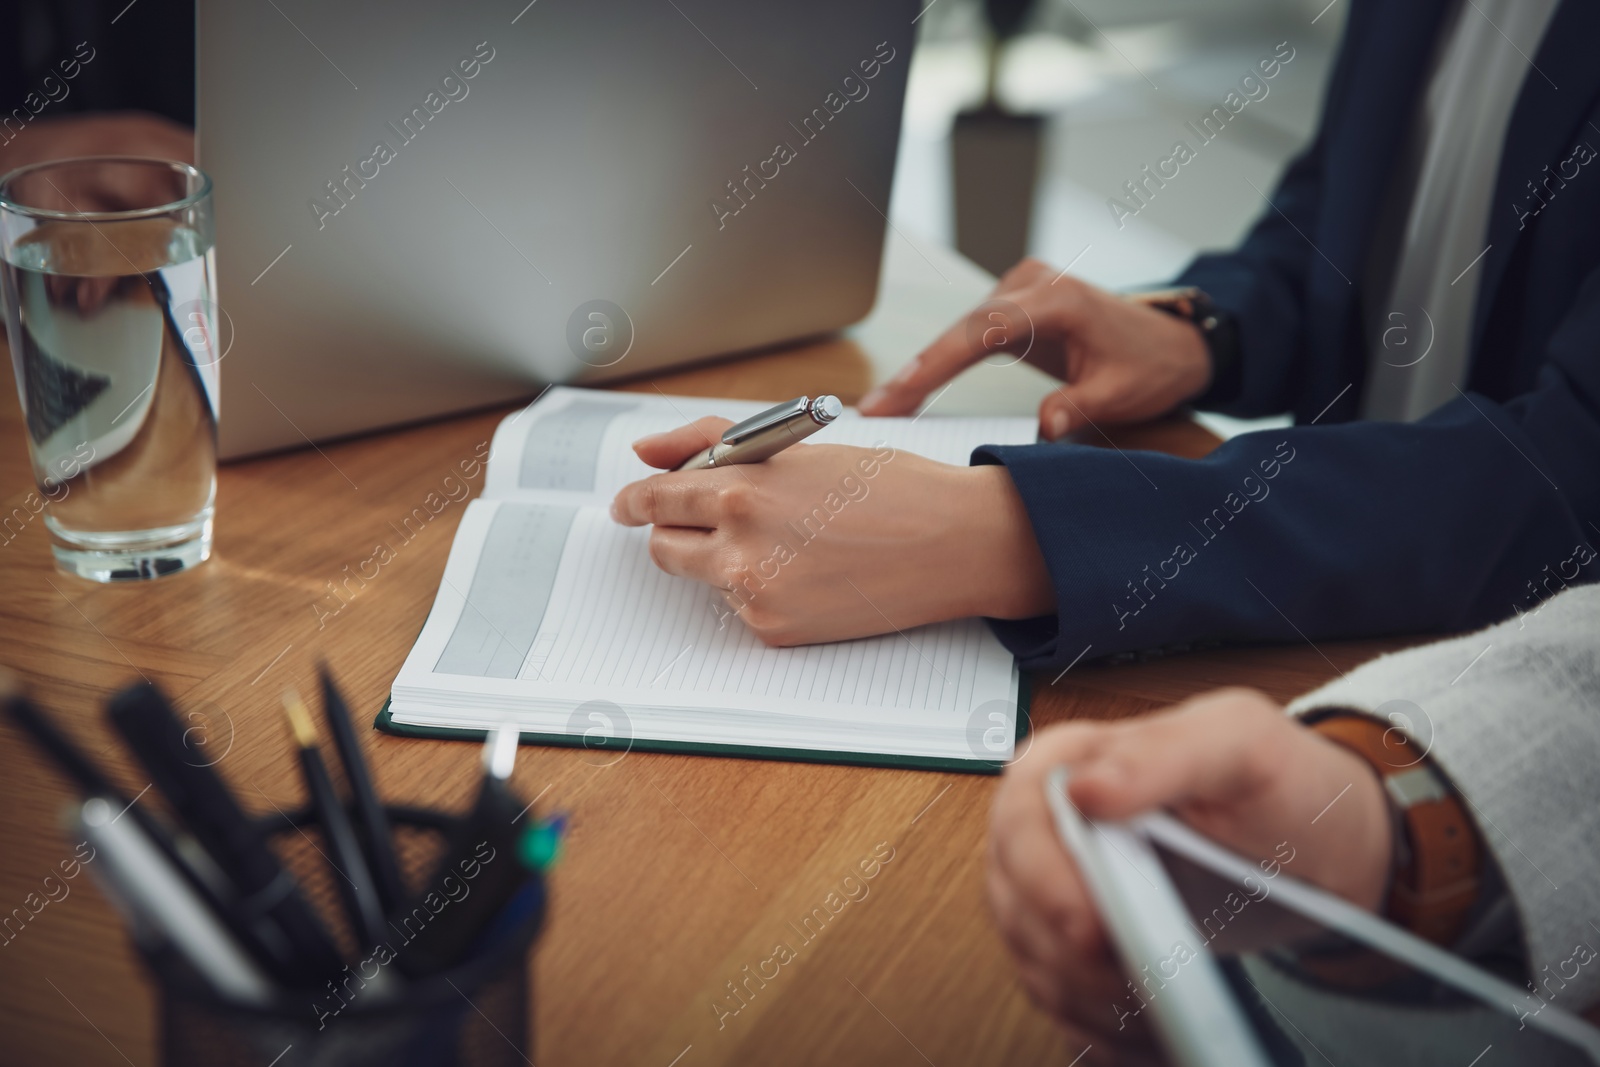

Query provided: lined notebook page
[418,502,1015,718]
[485,388,1038,501]
[531,509,998,710]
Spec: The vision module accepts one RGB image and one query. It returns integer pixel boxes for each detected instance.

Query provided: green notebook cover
[375,672,1031,775]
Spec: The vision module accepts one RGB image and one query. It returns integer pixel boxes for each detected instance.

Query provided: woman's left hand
[986,690,1393,1058]
[609,416,1055,646]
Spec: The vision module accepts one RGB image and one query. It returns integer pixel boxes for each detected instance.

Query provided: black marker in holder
[152,805,543,1067]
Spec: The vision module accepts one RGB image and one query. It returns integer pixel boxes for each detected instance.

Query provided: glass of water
[0,157,219,581]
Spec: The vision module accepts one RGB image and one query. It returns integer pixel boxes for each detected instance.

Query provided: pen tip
[318,664,351,716]
[281,690,318,748]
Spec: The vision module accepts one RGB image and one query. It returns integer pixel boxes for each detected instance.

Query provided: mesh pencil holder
[146,805,544,1067]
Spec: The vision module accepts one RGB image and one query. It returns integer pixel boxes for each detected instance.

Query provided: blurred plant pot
[951,105,1044,277]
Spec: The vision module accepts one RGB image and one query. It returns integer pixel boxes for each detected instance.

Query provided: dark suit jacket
[0,0,194,126]
[978,0,1600,670]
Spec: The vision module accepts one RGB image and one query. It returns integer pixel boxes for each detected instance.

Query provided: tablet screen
[1045,772,1600,1067]
[1158,844,1600,1067]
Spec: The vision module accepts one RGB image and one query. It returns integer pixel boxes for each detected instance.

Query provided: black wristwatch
[1125,286,1241,398]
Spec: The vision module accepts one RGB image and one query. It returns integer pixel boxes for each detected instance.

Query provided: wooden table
[0,236,1412,1067]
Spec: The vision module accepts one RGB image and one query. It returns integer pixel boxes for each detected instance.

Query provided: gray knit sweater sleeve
[1285,583,1600,1008]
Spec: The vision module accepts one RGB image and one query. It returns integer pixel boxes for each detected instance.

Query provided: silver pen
[676,395,843,471]
[73,797,275,1005]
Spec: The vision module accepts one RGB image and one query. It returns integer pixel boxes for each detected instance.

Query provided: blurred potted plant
[951,0,1044,276]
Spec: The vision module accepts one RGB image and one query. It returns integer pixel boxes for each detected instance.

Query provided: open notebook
[379,387,1037,771]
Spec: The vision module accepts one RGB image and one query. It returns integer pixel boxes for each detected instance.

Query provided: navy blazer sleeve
[975,267,1600,669]
[1173,12,1365,418]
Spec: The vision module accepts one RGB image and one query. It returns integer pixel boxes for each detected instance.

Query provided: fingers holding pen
[610,468,750,528]
[612,415,743,528]
[631,416,735,470]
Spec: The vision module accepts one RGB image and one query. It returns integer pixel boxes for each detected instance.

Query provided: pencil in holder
[148,805,544,1067]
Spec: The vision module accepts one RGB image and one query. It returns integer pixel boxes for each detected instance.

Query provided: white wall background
[888,0,1349,291]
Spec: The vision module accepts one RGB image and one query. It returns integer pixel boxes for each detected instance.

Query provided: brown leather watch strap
[1311,713,1481,946]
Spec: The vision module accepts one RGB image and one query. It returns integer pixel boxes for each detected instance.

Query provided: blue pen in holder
[148,805,545,1067]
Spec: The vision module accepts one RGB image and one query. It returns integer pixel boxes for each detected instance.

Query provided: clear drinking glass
[0,157,219,581]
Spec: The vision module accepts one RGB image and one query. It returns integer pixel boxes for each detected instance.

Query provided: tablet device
[1044,768,1600,1067]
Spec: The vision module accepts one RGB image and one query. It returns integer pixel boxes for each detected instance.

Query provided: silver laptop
[198,0,915,458]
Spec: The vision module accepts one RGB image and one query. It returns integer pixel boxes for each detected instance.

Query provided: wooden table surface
[0,255,1417,1066]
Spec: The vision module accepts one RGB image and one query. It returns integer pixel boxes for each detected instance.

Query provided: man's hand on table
[858,258,1213,439]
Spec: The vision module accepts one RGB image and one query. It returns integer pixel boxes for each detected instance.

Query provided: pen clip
[720,397,811,445]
